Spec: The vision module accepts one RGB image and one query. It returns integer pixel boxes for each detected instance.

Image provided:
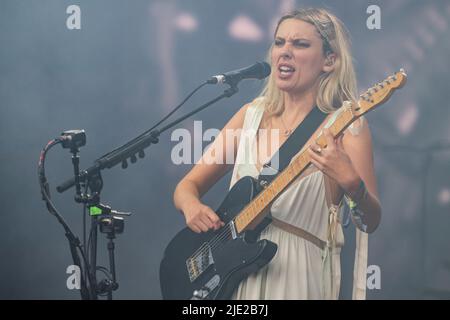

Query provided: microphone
[207,62,271,85]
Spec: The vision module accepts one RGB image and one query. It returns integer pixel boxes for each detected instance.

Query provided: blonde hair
[260,8,357,116]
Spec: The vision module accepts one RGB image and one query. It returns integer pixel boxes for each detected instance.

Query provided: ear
[322,52,337,73]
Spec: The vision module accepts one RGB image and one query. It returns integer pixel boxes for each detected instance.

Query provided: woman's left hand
[308,128,360,193]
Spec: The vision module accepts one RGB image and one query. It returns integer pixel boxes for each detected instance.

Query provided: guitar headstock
[353,69,407,116]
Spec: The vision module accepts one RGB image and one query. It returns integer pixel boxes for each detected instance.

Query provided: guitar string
[188,223,231,260]
[190,136,337,270]
[188,199,262,269]
[187,167,296,270]
[188,222,233,264]
[187,226,233,273]
[188,153,326,271]
[187,89,367,268]
[187,133,332,271]
[187,136,320,268]
[187,74,399,273]
[188,197,267,271]
[187,123,313,265]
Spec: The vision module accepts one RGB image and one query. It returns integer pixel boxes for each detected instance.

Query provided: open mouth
[278,64,296,77]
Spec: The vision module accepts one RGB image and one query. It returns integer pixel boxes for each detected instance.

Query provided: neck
[282,88,317,118]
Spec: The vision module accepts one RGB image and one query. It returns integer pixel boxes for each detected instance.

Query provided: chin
[274,75,302,91]
[275,81,297,93]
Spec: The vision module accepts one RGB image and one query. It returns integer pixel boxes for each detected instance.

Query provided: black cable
[83,204,86,252]
[99,81,208,159]
[38,139,95,299]
[96,266,114,297]
[83,185,88,250]
[39,81,211,296]
[82,182,89,289]
[38,139,61,215]
[86,218,96,267]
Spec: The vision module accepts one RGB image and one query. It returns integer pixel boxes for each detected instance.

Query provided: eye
[274,38,284,47]
[292,40,310,48]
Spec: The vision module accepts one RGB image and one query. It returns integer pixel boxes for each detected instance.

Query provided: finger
[308,149,327,171]
[208,213,222,230]
[196,220,210,233]
[336,135,345,151]
[205,209,223,229]
[200,215,214,230]
[309,157,324,171]
[212,223,222,231]
[213,219,225,230]
[189,223,201,234]
[205,208,220,224]
[309,142,323,155]
[324,128,336,149]
[308,148,323,163]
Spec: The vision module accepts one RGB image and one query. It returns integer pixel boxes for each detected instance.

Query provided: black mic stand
[57,84,239,299]
[57,85,238,193]
[61,130,128,299]
[79,166,131,299]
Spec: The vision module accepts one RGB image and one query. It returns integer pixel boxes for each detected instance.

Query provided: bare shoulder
[224,97,263,131]
[178,99,259,196]
[230,102,251,128]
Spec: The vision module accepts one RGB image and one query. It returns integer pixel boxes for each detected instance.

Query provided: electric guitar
[160,69,407,300]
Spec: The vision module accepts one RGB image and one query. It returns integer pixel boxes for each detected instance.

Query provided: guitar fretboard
[234,106,356,233]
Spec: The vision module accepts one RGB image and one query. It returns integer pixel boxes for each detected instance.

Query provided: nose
[279,45,293,59]
[281,51,292,59]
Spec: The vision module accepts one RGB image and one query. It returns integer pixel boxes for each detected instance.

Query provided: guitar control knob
[259,179,268,188]
[193,289,207,299]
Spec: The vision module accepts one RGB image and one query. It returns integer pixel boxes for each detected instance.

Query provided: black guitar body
[160,176,278,300]
[159,69,408,300]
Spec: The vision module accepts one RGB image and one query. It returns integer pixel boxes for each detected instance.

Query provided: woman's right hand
[173,104,250,234]
[182,201,225,233]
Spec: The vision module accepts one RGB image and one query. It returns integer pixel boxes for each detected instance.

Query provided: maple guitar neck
[233,69,407,233]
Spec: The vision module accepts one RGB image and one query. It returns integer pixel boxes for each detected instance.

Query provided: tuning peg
[130,154,137,163]
[122,159,128,169]
[138,150,145,158]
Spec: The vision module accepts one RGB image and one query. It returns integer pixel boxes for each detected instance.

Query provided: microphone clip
[60,129,86,150]
[206,75,226,85]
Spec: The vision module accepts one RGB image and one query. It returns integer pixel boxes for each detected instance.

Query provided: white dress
[230,98,369,300]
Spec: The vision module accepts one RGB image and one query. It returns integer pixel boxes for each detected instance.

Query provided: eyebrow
[275,36,311,42]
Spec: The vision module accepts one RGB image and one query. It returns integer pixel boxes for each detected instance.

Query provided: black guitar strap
[258,106,327,185]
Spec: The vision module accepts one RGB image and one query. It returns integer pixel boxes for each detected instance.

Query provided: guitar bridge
[186,243,214,282]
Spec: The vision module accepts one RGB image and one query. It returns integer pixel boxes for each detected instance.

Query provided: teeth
[279,66,294,72]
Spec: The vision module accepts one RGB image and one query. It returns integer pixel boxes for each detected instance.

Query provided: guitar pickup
[186,243,214,282]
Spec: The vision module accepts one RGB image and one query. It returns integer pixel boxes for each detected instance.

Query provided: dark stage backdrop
[1,0,449,299]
